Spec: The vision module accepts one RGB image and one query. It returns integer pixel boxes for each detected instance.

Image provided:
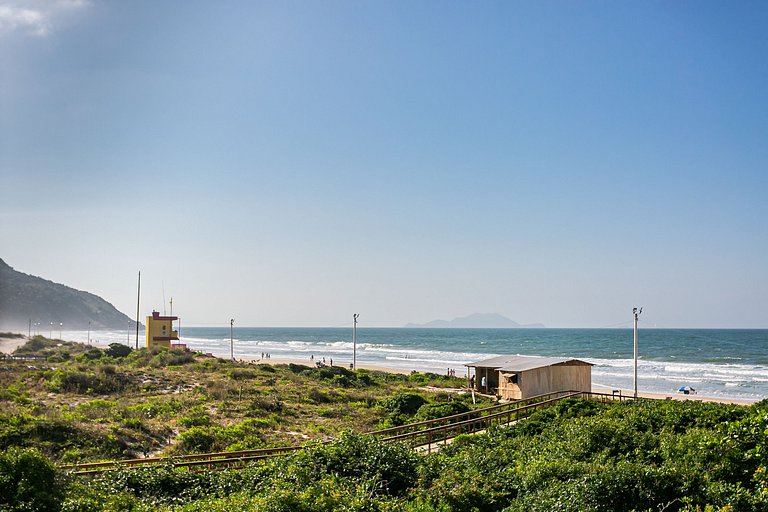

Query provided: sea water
[63,327,768,402]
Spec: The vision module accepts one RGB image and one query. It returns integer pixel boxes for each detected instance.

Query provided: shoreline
[2,332,762,405]
[591,382,756,405]
[237,356,417,376]
[243,357,757,405]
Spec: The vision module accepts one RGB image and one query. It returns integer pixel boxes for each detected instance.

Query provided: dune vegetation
[1,336,767,511]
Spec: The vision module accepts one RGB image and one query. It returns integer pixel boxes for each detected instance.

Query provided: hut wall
[515,363,592,399]
[498,372,522,400]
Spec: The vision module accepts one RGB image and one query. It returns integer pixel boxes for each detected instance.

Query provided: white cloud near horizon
[0,0,87,37]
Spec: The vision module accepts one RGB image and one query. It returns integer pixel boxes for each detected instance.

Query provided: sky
[1,1,767,328]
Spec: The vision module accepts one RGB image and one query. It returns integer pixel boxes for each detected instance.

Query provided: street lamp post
[633,307,642,399]
[88,321,91,344]
[59,323,63,340]
[352,314,359,370]
[50,322,53,339]
[230,319,234,360]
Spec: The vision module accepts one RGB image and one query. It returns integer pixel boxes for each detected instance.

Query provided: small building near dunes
[145,311,179,349]
[465,355,592,400]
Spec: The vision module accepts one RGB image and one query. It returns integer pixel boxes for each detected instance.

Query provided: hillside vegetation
[0,258,138,330]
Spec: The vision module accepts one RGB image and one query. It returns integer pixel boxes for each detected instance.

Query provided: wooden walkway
[61,390,629,476]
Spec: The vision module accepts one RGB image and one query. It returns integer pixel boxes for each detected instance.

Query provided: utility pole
[88,321,91,344]
[353,314,359,370]
[28,319,31,338]
[230,318,234,360]
[135,271,141,350]
[633,307,642,399]
[59,322,62,340]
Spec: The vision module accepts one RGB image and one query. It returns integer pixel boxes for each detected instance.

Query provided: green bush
[105,343,133,358]
[0,447,63,511]
[46,367,132,394]
[413,401,470,422]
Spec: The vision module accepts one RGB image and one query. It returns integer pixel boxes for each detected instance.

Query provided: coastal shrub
[247,395,283,414]
[46,367,132,394]
[178,406,211,427]
[294,431,419,497]
[380,392,428,426]
[413,401,470,422]
[177,419,269,454]
[76,399,117,421]
[105,343,132,358]
[0,447,63,511]
[229,368,257,380]
[149,348,196,367]
[14,335,56,354]
[76,348,106,362]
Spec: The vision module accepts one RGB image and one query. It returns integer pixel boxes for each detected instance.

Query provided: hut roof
[465,355,592,372]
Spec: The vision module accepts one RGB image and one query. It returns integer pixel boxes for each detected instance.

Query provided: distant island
[405,313,545,328]
[0,258,139,331]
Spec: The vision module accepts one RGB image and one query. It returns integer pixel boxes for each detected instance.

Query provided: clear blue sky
[2,1,767,328]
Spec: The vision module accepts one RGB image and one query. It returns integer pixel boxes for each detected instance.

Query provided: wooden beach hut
[465,355,592,400]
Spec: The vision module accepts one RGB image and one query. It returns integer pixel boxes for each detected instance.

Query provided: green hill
[0,258,139,331]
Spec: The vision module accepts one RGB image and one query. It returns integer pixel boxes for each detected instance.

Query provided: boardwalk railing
[61,389,634,475]
[60,446,302,476]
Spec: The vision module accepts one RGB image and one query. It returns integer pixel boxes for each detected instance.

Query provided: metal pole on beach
[353,314,359,370]
[230,319,234,360]
[135,271,141,350]
[633,307,642,398]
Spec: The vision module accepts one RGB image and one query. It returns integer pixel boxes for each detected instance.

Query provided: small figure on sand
[330,358,333,366]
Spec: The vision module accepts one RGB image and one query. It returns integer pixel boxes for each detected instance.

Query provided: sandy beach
[238,356,416,375]
[0,334,28,354]
[592,383,755,405]
[240,356,755,405]
[1,333,757,406]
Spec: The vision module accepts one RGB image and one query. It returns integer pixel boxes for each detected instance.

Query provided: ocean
[63,327,768,402]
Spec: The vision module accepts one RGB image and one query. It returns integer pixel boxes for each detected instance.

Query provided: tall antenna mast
[353,314,359,370]
[135,271,141,350]
[633,307,642,398]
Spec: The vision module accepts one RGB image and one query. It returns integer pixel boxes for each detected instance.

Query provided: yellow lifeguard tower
[145,311,179,349]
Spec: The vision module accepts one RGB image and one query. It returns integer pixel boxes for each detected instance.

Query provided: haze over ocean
[63,327,768,402]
